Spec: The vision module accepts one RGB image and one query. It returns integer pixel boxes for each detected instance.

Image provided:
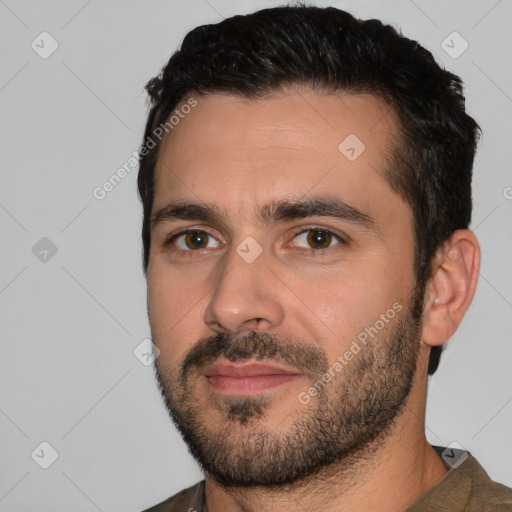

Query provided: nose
[203,245,285,334]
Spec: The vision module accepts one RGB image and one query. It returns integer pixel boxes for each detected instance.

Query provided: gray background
[0,0,511,510]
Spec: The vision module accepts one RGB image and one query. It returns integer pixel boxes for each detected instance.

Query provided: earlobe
[421,230,480,347]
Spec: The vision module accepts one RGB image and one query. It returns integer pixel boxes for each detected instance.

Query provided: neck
[204,349,448,512]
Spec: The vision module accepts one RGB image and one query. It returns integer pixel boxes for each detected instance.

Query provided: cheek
[288,266,406,358]
[147,265,207,362]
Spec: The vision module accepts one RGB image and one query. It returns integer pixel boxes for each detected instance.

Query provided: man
[137,4,512,511]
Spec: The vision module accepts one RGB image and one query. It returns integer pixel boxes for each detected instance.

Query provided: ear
[421,230,480,347]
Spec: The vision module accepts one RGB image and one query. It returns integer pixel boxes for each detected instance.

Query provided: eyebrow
[151,196,378,235]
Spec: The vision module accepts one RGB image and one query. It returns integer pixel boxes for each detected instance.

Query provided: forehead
[153,89,403,222]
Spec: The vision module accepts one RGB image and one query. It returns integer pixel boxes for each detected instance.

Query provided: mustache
[180,331,328,381]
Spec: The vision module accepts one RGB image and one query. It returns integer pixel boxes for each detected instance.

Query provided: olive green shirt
[142,448,512,511]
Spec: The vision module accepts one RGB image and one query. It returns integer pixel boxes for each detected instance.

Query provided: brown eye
[306,230,333,249]
[184,231,209,249]
[170,230,219,251]
[293,229,343,250]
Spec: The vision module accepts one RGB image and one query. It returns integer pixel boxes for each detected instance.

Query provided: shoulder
[140,481,205,512]
[409,448,512,511]
[465,454,512,510]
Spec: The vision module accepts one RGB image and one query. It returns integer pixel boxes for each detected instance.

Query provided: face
[147,88,422,486]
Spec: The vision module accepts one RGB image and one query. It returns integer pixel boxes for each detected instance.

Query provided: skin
[147,87,480,512]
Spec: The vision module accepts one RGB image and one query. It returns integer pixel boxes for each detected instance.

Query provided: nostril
[241,318,265,330]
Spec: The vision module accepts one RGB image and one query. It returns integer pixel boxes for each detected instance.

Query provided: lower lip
[205,374,300,394]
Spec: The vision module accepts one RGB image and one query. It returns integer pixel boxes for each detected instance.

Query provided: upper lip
[201,361,301,377]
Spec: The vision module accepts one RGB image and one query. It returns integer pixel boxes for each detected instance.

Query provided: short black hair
[137,3,480,375]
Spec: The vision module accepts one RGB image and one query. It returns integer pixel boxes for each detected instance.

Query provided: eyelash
[162,226,347,256]
[287,227,347,253]
[162,228,219,256]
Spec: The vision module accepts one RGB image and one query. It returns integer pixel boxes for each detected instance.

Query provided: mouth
[200,361,302,395]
